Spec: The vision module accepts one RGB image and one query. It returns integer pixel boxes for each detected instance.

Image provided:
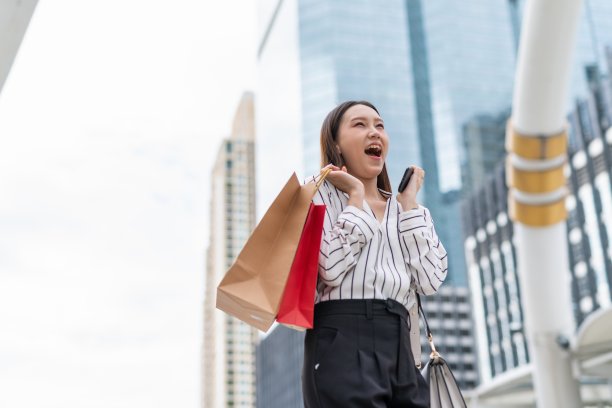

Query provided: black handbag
[417,294,468,408]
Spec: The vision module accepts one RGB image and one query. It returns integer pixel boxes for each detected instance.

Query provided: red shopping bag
[276,202,326,330]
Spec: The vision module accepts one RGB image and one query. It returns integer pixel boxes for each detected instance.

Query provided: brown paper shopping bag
[216,170,330,332]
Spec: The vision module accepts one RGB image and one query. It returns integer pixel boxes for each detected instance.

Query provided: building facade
[256,325,305,408]
[419,285,479,390]
[460,109,511,196]
[203,93,258,407]
[298,0,420,187]
[462,59,612,382]
[415,0,518,195]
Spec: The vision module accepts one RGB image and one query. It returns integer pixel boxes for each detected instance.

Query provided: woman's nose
[368,127,381,138]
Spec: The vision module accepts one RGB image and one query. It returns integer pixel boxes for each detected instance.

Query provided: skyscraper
[203,92,258,408]
[412,0,518,195]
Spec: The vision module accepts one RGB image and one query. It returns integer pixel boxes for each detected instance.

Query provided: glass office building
[417,0,518,194]
[298,0,420,189]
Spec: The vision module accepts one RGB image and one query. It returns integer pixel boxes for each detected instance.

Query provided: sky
[0,1,257,407]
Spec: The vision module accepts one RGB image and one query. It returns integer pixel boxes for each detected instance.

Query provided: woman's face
[336,104,389,180]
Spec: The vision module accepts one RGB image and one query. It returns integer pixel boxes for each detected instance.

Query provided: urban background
[1,1,611,407]
[203,0,612,407]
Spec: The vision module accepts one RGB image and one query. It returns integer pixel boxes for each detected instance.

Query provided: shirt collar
[378,188,392,197]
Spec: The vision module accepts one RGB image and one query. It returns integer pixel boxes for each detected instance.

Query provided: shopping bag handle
[314,167,332,191]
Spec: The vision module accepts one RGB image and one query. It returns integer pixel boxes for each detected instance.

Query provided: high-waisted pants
[302,298,430,407]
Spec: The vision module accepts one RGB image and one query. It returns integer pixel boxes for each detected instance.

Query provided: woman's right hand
[322,164,365,206]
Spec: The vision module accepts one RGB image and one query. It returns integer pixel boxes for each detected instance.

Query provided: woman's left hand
[397,166,425,211]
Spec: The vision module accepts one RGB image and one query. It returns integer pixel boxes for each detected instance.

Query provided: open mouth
[364,145,382,158]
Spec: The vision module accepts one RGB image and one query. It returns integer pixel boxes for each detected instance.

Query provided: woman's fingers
[399,166,425,195]
[411,167,425,185]
[325,168,363,194]
[322,163,340,172]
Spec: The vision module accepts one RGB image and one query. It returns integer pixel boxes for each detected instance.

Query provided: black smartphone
[398,166,414,193]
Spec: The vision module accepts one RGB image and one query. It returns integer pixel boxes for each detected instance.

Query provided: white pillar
[515,225,580,407]
[510,0,583,406]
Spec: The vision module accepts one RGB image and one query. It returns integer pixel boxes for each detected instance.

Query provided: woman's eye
[355,122,364,127]
[376,124,384,129]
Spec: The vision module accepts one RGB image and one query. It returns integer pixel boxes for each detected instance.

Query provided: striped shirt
[307,176,448,311]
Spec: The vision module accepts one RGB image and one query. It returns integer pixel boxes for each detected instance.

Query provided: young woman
[302,101,448,407]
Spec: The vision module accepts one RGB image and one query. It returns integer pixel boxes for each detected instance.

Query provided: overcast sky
[0,1,256,407]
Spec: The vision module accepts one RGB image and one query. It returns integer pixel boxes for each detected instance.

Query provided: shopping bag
[276,202,326,330]
[216,170,330,332]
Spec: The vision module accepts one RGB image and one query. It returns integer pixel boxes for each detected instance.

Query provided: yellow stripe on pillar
[506,121,569,226]
[506,161,567,194]
[506,122,567,160]
[508,192,567,227]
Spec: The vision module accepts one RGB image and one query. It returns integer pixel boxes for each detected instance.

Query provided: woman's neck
[358,176,385,201]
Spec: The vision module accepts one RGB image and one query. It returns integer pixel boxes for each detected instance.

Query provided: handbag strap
[416,293,440,359]
[409,304,422,368]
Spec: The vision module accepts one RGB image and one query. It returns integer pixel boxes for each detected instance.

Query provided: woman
[302,101,448,407]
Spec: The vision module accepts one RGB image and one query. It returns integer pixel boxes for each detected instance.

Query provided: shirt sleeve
[310,179,378,287]
[398,205,448,295]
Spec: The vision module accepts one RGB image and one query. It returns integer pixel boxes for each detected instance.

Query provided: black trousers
[302,299,430,408]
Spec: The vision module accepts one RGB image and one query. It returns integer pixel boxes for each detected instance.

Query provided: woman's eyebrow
[350,116,384,123]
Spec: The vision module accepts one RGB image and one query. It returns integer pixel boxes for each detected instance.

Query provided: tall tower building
[412,0,517,195]
[203,92,258,408]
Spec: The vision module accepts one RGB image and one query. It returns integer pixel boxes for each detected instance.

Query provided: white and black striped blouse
[307,175,448,311]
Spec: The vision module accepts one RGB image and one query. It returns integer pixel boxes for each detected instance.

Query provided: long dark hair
[320,100,392,192]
